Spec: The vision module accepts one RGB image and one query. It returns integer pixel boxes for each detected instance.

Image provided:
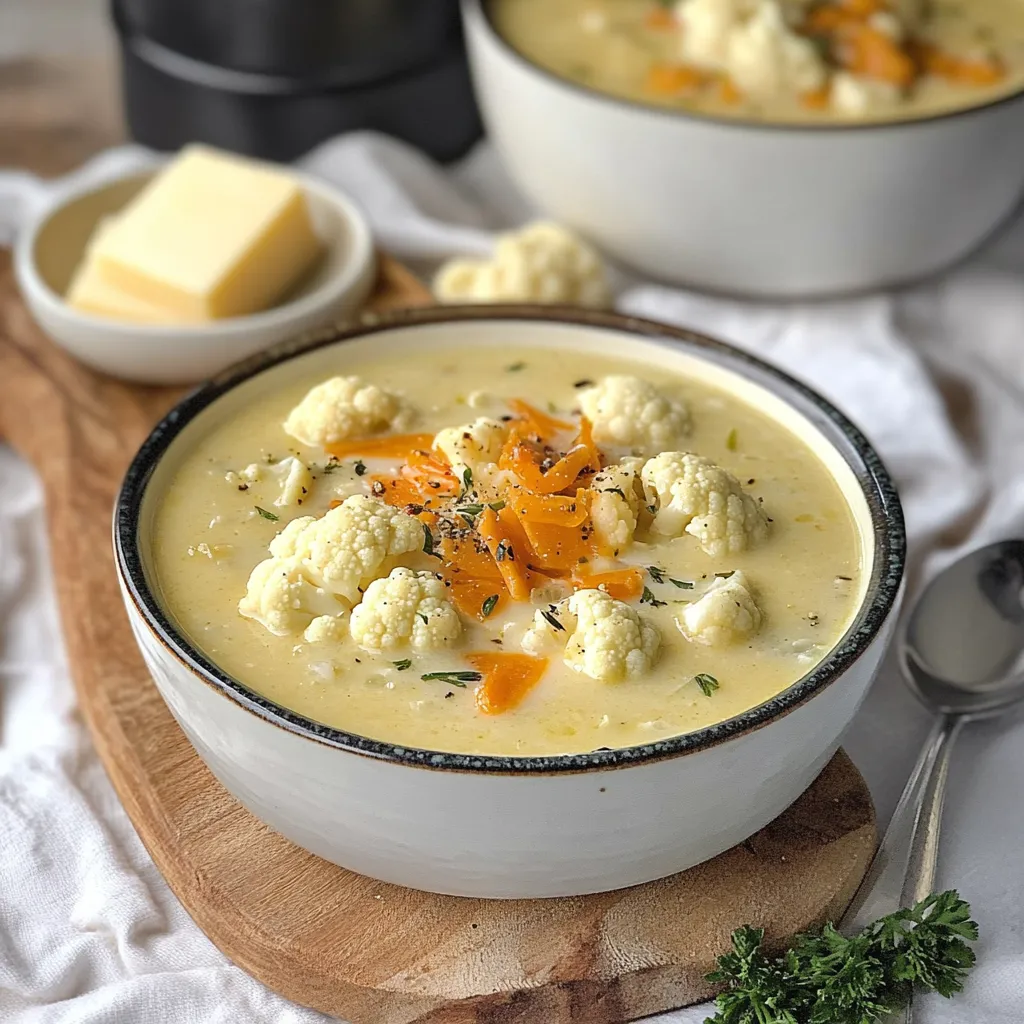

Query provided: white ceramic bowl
[462,0,1024,299]
[114,307,905,898]
[8,151,375,385]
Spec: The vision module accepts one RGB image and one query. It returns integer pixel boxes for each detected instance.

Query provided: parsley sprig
[705,890,979,1024]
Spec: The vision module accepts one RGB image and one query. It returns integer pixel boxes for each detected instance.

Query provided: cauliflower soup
[148,325,866,757]
[493,0,1024,123]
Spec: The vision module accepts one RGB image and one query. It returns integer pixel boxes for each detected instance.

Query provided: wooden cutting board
[0,246,878,1024]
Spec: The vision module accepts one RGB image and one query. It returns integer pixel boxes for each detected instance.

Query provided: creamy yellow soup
[149,338,864,757]
[493,0,1024,123]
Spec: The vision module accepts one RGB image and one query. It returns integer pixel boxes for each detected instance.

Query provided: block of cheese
[88,145,322,321]
[66,218,181,323]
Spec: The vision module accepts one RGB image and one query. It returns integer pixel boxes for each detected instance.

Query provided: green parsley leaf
[704,891,979,1024]
[417,613,429,625]
[321,460,340,474]
[671,578,695,590]
[462,466,473,492]
[422,524,442,559]
[640,586,667,608]
[647,565,667,584]
[481,594,499,618]
[254,506,279,521]
[393,659,412,671]
[694,672,719,696]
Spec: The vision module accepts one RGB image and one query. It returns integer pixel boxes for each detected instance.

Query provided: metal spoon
[842,539,1024,1019]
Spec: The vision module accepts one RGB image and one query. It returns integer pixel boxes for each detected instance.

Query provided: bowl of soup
[115,307,904,897]
[462,0,1024,298]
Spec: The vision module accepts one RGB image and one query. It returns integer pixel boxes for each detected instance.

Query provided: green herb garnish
[422,524,442,559]
[481,594,499,618]
[715,570,736,579]
[705,890,979,1024]
[726,428,739,452]
[393,659,412,671]
[541,609,565,631]
[602,486,627,499]
[354,460,367,477]
[640,585,667,608]
[506,361,526,372]
[672,578,695,590]
[694,672,719,697]
[417,613,429,625]
[321,460,340,474]
[420,670,483,688]
[254,506,279,521]
[462,467,473,492]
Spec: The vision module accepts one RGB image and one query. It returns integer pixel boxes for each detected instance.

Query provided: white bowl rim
[114,305,906,775]
[463,0,1024,134]
[13,167,376,340]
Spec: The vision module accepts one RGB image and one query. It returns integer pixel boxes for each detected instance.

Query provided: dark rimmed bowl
[114,306,905,897]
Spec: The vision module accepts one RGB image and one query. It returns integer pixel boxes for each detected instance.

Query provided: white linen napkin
[1,132,1023,1023]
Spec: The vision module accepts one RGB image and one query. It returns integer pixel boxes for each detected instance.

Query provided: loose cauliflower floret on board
[578,375,690,453]
[433,222,610,307]
[590,458,643,555]
[239,557,347,636]
[675,0,825,98]
[433,417,508,479]
[349,568,463,653]
[269,495,424,605]
[522,589,660,683]
[641,452,768,558]
[283,375,409,447]
[677,571,762,646]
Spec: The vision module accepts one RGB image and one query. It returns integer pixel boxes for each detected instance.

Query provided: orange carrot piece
[645,62,706,96]
[449,578,507,621]
[575,415,602,472]
[325,433,435,460]
[838,23,915,87]
[519,519,596,572]
[801,84,832,109]
[507,399,574,439]
[477,508,534,601]
[571,567,645,602]
[369,474,425,508]
[645,6,676,30]
[508,443,595,495]
[508,487,590,527]
[716,76,743,105]
[469,652,548,715]
[837,0,884,15]
[918,44,1004,85]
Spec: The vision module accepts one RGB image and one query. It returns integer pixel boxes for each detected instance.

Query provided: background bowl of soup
[115,307,904,898]
[462,0,1024,298]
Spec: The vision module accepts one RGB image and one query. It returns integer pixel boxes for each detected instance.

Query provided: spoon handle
[842,713,963,932]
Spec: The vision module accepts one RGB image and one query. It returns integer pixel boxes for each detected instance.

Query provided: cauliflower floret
[677,570,762,646]
[433,222,610,307]
[831,71,900,117]
[283,376,408,448]
[239,557,347,636]
[349,568,463,653]
[590,458,643,554]
[432,418,507,480]
[227,457,313,507]
[675,0,825,98]
[303,613,350,644]
[641,452,768,558]
[522,590,660,682]
[269,495,424,605]
[578,375,690,453]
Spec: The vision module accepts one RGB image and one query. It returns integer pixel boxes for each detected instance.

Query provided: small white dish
[3,148,375,386]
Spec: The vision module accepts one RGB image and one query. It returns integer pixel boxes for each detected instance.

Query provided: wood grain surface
[0,56,877,1024]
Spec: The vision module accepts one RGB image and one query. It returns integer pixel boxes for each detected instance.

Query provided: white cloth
[2,132,1023,1023]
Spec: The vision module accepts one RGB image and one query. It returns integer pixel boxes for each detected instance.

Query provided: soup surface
[493,0,1024,123]
[150,338,864,756]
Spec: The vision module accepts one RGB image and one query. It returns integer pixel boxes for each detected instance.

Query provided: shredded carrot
[570,567,644,602]
[507,487,589,527]
[328,498,343,510]
[836,0,884,15]
[917,44,1004,85]
[801,84,832,109]
[506,442,594,495]
[575,416,602,473]
[369,474,425,508]
[716,76,743,105]
[645,6,677,31]
[477,507,534,601]
[645,62,706,96]
[469,652,548,715]
[506,399,573,439]
[324,433,435,460]
[837,22,916,87]
[401,450,461,497]
[450,578,508,621]
[519,518,597,572]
